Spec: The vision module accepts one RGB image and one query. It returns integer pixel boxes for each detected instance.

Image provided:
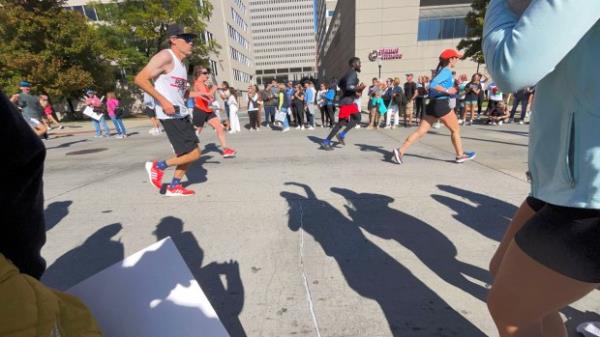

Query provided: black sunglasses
[177,34,195,44]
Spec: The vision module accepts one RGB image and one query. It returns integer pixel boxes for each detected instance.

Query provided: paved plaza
[40,116,600,337]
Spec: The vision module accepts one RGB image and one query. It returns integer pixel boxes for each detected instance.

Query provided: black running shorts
[515,197,600,283]
[144,106,156,118]
[160,117,199,156]
[192,107,217,127]
[425,98,451,118]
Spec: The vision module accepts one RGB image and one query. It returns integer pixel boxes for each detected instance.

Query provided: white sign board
[67,238,231,337]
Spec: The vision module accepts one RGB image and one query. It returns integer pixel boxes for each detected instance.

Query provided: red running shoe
[223,148,237,158]
[165,184,195,197]
[145,161,164,190]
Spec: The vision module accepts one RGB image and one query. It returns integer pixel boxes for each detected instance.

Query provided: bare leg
[209,117,228,149]
[439,111,464,157]
[165,147,201,170]
[150,117,160,129]
[488,240,598,337]
[490,200,536,277]
[398,114,435,156]
[34,123,48,137]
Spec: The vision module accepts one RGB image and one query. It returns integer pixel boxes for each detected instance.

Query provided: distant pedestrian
[143,92,161,135]
[227,87,241,134]
[39,95,64,130]
[404,74,418,127]
[10,81,48,138]
[84,90,110,138]
[106,92,127,138]
[247,85,261,131]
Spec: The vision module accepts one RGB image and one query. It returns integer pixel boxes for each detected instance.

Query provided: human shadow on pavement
[203,143,221,155]
[154,216,247,337]
[281,182,486,337]
[42,223,124,290]
[354,143,394,163]
[431,185,518,242]
[331,187,490,303]
[45,200,73,231]
[46,139,89,150]
[180,155,220,189]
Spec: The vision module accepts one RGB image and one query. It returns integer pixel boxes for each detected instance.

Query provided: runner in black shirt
[321,57,366,150]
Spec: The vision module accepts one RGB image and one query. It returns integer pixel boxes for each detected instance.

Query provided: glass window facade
[417,17,469,41]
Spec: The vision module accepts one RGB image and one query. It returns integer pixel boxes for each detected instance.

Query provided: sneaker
[458,119,464,125]
[114,134,123,139]
[58,125,65,130]
[355,125,361,129]
[145,161,164,189]
[308,126,315,130]
[577,322,600,337]
[282,127,290,133]
[223,148,237,158]
[518,120,524,125]
[392,148,403,164]
[94,134,102,138]
[296,126,301,130]
[384,125,391,129]
[320,140,333,151]
[498,121,503,126]
[301,126,305,130]
[456,151,477,163]
[433,121,442,129]
[335,133,345,145]
[165,184,195,197]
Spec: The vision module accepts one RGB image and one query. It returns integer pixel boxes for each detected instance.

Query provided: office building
[249,0,317,85]
[318,0,480,84]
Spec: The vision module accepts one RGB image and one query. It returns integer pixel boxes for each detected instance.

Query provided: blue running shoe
[456,151,476,163]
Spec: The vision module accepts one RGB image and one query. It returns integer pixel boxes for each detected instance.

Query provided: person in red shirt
[39,95,64,130]
[191,66,236,158]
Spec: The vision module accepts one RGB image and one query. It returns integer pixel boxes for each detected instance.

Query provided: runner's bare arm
[134,50,176,114]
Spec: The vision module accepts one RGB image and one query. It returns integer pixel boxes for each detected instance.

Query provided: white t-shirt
[488,82,503,101]
[248,93,259,111]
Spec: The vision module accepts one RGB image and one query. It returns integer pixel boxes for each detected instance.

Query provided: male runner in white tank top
[135,24,202,197]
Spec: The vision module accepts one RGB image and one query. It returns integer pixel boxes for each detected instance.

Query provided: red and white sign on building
[369,48,403,61]
[378,48,403,60]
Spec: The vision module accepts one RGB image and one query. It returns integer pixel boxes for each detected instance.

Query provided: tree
[0,0,119,100]
[91,0,218,76]
[457,0,489,64]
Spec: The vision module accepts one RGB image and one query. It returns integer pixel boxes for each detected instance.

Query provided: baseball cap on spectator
[166,24,197,38]
[19,81,31,88]
[439,49,463,60]
[85,89,96,96]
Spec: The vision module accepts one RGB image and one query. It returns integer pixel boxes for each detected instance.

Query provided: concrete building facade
[204,0,255,93]
[318,0,480,85]
[249,0,317,85]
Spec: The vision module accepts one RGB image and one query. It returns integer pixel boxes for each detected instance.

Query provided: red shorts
[339,104,359,119]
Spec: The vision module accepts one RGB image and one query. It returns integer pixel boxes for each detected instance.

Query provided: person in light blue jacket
[483,1,600,336]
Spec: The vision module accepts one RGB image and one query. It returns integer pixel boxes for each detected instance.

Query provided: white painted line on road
[298,201,323,337]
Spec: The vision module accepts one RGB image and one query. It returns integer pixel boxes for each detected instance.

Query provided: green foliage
[91,0,218,74]
[0,0,118,98]
[457,0,489,64]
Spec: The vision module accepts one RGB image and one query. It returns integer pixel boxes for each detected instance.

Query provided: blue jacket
[483,0,600,208]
